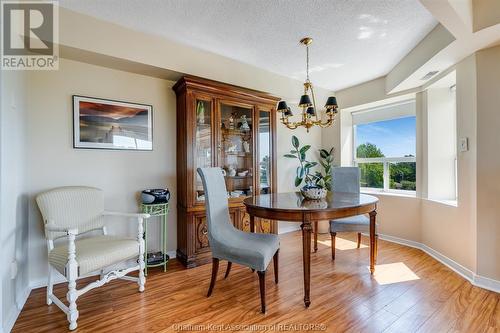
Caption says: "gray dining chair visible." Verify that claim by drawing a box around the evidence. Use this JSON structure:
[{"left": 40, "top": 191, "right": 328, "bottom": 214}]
[
  {"left": 330, "top": 167, "right": 377, "bottom": 260},
  {"left": 197, "top": 167, "right": 280, "bottom": 313}
]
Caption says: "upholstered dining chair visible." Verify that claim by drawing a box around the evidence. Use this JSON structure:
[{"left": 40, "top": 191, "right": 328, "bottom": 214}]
[
  {"left": 197, "top": 167, "right": 280, "bottom": 313},
  {"left": 36, "top": 186, "right": 149, "bottom": 330},
  {"left": 329, "top": 167, "right": 378, "bottom": 260}
]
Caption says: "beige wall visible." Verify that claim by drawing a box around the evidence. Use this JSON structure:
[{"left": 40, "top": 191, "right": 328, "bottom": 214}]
[
  {"left": 421, "top": 54, "right": 478, "bottom": 274},
  {"left": 473, "top": 0, "right": 500, "bottom": 32},
  {"left": 475, "top": 45, "right": 500, "bottom": 280},
  {"left": 27, "top": 59, "right": 177, "bottom": 285},
  {"left": 0, "top": 70, "right": 30, "bottom": 332},
  {"left": 373, "top": 195, "right": 421, "bottom": 243}
]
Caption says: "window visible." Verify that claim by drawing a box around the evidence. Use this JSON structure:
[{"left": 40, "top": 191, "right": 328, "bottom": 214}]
[
  {"left": 353, "top": 100, "right": 416, "bottom": 193},
  {"left": 426, "top": 71, "right": 457, "bottom": 202}
]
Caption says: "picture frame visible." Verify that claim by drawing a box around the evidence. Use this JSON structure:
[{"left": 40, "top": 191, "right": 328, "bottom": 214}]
[{"left": 73, "top": 95, "right": 153, "bottom": 151}]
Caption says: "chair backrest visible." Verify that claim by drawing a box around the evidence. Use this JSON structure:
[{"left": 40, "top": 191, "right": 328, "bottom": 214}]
[
  {"left": 36, "top": 186, "right": 105, "bottom": 240},
  {"left": 332, "top": 167, "right": 361, "bottom": 194},
  {"left": 197, "top": 167, "right": 235, "bottom": 244}
]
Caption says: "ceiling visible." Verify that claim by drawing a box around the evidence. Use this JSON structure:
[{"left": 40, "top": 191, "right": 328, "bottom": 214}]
[{"left": 59, "top": 0, "right": 437, "bottom": 91}]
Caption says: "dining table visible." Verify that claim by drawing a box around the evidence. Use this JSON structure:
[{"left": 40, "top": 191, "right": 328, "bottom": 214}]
[{"left": 243, "top": 191, "right": 379, "bottom": 308}]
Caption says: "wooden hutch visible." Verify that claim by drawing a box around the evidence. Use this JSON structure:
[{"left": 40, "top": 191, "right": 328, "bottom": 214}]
[{"left": 173, "top": 76, "right": 279, "bottom": 267}]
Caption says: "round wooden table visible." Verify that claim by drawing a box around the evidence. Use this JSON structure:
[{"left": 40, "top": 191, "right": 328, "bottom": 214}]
[{"left": 244, "top": 191, "right": 379, "bottom": 308}]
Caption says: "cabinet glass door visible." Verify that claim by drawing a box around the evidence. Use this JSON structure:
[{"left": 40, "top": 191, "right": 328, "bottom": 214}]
[
  {"left": 219, "top": 102, "right": 253, "bottom": 199},
  {"left": 195, "top": 98, "right": 212, "bottom": 202},
  {"left": 258, "top": 110, "right": 272, "bottom": 194}
]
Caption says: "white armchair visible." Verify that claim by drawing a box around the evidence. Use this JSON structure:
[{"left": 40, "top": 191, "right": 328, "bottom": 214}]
[{"left": 36, "top": 186, "right": 150, "bottom": 330}]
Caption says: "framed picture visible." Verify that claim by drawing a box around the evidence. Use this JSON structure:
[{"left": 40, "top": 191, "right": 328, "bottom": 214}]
[{"left": 73, "top": 95, "right": 153, "bottom": 150}]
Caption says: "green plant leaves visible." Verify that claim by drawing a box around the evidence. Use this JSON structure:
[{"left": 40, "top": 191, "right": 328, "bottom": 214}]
[
  {"left": 304, "top": 161, "right": 318, "bottom": 169},
  {"left": 295, "top": 176, "right": 303, "bottom": 187},
  {"left": 319, "top": 149, "right": 329, "bottom": 159},
  {"left": 300, "top": 145, "right": 311, "bottom": 154},
  {"left": 296, "top": 166, "right": 305, "bottom": 178},
  {"left": 285, "top": 137, "right": 335, "bottom": 190}
]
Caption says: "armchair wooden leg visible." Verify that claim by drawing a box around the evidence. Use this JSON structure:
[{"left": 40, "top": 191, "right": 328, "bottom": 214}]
[
  {"left": 375, "top": 234, "right": 379, "bottom": 264},
  {"left": 257, "top": 271, "right": 266, "bottom": 313},
  {"left": 46, "top": 264, "right": 53, "bottom": 305},
  {"left": 330, "top": 232, "right": 337, "bottom": 260},
  {"left": 137, "top": 217, "right": 146, "bottom": 292},
  {"left": 207, "top": 258, "right": 219, "bottom": 297},
  {"left": 66, "top": 233, "right": 79, "bottom": 330},
  {"left": 224, "top": 262, "right": 232, "bottom": 279},
  {"left": 357, "top": 232, "right": 362, "bottom": 248},
  {"left": 273, "top": 250, "right": 279, "bottom": 284}
]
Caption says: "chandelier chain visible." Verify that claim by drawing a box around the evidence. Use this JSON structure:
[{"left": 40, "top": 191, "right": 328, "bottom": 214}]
[{"left": 306, "top": 45, "right": 309, "bottom": 82}]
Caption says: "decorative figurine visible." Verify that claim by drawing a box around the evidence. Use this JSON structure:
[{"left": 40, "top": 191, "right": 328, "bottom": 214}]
[
  {"left": 227, "top": 165, "right": 237, "bottom": 177},
  {"left": 240, "top": 115, "right": 250, "bottom": 131},
  {"left": 228, "top": 113, "right": 235, "bottom": 130},
  {"left": 226, "top": 144, "right": 237, "bottom": 153},
  {"left": 242, "top": 140, "right": 250, "bottom": 153}
]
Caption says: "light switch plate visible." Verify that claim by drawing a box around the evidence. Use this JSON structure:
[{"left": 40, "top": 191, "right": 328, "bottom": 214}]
[{"left": 459, "top": 137, "right": 469, "bottom": 152}]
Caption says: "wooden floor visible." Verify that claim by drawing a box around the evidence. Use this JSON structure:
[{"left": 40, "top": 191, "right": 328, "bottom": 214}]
[{"left": 14, "top": 232, "right": 499, "bottom": 333}]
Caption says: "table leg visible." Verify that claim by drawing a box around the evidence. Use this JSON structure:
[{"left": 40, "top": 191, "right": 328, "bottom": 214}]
[
  {"left": 313, "top": 221, "right": 318, "bottom": 253},
  {"left": 250, "top": 215, "right": 255, "bottom": 233},
  {"left": 301, "top": 213, "right": 312, "bottom": 307},
  {"left": 369, "top": 211, "right": 377, "bottom": 274},
  {"left": 144, "top": 213, "right": 148, "bottom": 277},
  {"left": 163, "top": 207, "right": 168, "bottom": 272}
]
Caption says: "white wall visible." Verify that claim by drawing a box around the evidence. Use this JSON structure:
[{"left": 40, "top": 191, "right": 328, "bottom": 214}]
[
  {"left": 26, "top": 59, "right": 177, "bottom": 286},
  {"left": 0, "top": 70, "right": 30, "bottom": 333}
]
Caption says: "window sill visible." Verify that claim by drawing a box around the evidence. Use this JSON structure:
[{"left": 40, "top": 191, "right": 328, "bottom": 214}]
[
  {"left": 425, "top": 198, "right": 458, "bottom": 207},
  {"left": 361, "top": 188, "right": 416, "bottom": 198}
]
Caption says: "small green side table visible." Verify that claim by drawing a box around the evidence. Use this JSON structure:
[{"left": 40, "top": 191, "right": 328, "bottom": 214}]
[{"left": 141, "top": 203, "right": 169, "bottom": 276}]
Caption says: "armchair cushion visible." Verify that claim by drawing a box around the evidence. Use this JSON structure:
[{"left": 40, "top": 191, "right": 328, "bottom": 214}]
[{"left": 49, "top": 235, "right": 138, "bottom": 276}]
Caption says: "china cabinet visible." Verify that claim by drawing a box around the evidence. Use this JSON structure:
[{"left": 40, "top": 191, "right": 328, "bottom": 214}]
[{"left": 173, "top": 76, "right": 279, "bottom": 267}]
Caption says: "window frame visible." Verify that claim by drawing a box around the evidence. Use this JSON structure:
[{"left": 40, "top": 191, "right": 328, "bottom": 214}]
[{"left": 352, "top": 114, "right": 417, "bottom": 195}]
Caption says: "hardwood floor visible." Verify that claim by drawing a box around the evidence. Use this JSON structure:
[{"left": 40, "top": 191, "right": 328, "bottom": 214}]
[{"left": 13, "top": 232, "right": 499, "bottom": 332}]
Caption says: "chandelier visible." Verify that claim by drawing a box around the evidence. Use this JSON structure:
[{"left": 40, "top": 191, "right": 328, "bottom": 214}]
[{"left": 277, "top": 37, "right": 339, "bottom": 132}]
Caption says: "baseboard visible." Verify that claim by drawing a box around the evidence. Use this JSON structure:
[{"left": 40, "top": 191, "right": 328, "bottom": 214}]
[
  {"left": 30, "top": 250, "right": 177, "bottom": 290},
  {"left": 474, "top": 274, "right": 500, "bottom": 293},
  {"left": 4, "top": 286, "right": 31, "bottom": 333},
  {"left": 378, "top": 233, "right": 500, "bottom": 294}
]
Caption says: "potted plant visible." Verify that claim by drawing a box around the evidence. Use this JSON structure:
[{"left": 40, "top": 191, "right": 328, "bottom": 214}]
[{"left": 284, "top": 136, "right": 332, "bottom": 200}]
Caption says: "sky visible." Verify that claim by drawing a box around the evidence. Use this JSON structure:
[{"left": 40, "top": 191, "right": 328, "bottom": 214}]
[{"left": 356, "top": 116, "right": 416, "bottom": 157}]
